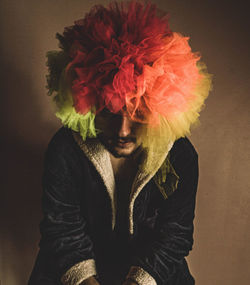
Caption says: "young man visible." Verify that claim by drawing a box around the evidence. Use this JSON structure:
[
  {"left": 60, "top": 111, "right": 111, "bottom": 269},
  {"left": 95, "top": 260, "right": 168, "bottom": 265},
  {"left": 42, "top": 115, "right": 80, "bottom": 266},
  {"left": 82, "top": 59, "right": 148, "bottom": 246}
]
[{"left": 29, "top": 1, "right": 211, "bottom": 285}]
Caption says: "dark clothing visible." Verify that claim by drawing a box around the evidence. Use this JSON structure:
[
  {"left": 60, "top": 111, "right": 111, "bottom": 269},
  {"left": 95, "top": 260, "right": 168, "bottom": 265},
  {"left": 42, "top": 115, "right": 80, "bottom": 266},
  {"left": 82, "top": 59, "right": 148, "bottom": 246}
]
[{"left": 29, "top": 127, "right": 198, "bottom": 285}]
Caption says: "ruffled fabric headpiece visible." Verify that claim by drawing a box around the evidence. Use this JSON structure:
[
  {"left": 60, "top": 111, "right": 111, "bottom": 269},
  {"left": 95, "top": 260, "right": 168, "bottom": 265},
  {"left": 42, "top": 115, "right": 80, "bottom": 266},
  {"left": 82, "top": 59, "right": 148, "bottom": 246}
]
[{"left": 47, "top": 0, "right": 212, "bottom": 170}]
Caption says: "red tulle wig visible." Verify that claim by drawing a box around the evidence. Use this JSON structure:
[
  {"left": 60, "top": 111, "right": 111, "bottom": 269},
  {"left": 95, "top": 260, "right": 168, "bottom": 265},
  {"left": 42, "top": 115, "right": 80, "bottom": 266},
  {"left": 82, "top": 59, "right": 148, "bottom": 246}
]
[
  {"left": 55, "top": 1, "right": 205, "bottom": 124},
  {"left": 47, "top": 0, "right": 211, "bottom": 150}
]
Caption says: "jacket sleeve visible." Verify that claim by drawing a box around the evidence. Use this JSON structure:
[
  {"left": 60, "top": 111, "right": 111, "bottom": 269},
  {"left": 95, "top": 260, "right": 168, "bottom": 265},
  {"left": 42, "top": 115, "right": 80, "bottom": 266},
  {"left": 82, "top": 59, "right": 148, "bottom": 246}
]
[
  {"left": 127, "top": 145, "right": 198, "bottom": 285},
  {"left": 39, "top": 134, "right": 97, "bottom": 285}
]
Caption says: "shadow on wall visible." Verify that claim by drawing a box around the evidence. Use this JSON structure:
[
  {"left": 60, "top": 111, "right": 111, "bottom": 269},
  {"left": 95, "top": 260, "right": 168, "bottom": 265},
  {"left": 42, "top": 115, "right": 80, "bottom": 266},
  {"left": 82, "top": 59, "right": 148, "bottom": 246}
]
[
  {"left": 2, "top": 140, "right": 45, "bottom": 284},
  {"left": 1, "top": 54, "right": 58, "bottom": 284}
]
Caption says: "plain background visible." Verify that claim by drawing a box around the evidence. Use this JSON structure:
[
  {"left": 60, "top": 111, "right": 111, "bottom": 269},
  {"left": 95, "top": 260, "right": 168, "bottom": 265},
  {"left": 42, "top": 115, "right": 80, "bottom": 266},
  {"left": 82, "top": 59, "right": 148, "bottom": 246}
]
[{"left": 1, "top": 0, "right": 249, "bottom": 284}]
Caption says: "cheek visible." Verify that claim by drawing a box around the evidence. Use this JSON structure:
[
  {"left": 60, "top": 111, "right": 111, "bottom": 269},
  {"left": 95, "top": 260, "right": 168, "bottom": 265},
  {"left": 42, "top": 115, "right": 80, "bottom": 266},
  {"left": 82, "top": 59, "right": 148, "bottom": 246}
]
[{"left": 133, "top": 123, "right": 144, "bottom": 137}]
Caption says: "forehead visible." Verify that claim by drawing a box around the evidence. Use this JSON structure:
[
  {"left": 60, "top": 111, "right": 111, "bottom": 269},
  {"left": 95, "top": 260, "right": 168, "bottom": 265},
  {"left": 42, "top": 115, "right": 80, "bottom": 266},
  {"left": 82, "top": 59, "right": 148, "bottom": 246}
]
[
  {"left": 97, "top": 108, "right": 128, "bottom": 117},
  {"left": 95, "top": 108, "right": 146, "bottom": 134},
  {"left": 96, "top": 107, "right": 148, "bottom": 123}
]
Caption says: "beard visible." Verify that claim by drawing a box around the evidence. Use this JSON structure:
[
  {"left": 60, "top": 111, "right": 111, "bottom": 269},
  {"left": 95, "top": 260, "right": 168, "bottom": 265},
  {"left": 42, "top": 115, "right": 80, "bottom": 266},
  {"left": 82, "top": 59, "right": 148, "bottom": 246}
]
[{"left": 98, "top": 134, "right": 141, "bottom": 158}]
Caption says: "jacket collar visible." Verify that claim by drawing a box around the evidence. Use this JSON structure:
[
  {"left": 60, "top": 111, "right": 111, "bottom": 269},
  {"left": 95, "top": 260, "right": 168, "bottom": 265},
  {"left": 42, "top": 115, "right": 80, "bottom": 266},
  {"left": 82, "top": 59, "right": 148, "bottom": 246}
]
[{"left": 72, "top": 131, "right": 173, "bottom": 234}]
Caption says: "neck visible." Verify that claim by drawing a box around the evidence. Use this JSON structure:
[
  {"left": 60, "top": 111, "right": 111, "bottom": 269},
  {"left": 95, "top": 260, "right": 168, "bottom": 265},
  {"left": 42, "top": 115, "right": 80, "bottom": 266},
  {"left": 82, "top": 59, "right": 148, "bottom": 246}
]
[{"left": 109, "top": 153, "right": 138, "bottom": 183}]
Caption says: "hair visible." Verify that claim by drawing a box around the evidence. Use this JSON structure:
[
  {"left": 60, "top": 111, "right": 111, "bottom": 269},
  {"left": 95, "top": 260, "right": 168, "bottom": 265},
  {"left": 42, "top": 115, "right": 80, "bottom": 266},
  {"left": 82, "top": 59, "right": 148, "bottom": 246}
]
[{"left": 47, "top": 0, "right": 212, "bottom": 172}]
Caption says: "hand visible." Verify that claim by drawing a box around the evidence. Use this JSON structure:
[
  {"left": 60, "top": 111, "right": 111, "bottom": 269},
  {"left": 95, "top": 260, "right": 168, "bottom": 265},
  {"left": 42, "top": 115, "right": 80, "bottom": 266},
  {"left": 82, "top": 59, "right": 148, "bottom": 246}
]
[{"left": 80, "top": 276, "right": 100, "bottom": 285}]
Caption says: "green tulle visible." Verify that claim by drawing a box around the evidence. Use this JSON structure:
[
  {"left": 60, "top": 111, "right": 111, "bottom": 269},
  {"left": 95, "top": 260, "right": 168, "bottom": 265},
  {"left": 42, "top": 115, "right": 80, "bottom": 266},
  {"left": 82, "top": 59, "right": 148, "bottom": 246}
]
[
  {"left": 54, "top": 84, "right": 97, "bottom": 140},
  {"left": 56, "top": 105, "right": 97, "bottom": 140},
  {"left": 46, "top": 53, "right": 97, "bottom": 141}
]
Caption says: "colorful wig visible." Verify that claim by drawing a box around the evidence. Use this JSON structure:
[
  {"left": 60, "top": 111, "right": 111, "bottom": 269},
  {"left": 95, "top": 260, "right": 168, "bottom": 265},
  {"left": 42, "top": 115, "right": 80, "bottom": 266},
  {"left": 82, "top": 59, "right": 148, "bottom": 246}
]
[{"left": 47, "top": 1, "right": 212, "bottom": 170}]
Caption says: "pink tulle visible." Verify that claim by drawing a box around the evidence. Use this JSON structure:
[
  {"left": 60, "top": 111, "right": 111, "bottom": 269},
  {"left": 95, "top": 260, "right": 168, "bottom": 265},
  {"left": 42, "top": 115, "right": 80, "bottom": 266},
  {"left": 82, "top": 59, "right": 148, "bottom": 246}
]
[{"left": 126, "top": 33, "right": 202, "bottom": 124}]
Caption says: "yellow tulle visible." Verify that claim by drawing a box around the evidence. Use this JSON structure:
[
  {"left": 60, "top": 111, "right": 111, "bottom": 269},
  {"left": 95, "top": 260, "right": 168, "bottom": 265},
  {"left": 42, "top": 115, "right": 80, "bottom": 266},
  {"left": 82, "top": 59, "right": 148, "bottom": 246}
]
[{"left": 140, "top": 62, "right": 212, "bottom": 173}]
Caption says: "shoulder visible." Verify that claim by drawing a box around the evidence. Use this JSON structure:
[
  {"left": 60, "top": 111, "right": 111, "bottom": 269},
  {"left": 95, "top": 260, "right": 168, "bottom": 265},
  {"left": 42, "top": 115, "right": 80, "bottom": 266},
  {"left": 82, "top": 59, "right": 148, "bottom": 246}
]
[
  {"left": 42, "top": 128, "right": 86, "bottom": 203},
  {"left": 45, "top": 127, "right": 85, "bottom": 158},
  {"left": 47, "top": 127, "right": 76, "bottom": 152},
  {"left": 44, "top": 127, "right": 86, "bottom": 170},
  {"left": 169, "top": 137, "right": 198, "bottom": 166},
  {"left": 168, "top": 137, "right": 198, "bottom": 181}
]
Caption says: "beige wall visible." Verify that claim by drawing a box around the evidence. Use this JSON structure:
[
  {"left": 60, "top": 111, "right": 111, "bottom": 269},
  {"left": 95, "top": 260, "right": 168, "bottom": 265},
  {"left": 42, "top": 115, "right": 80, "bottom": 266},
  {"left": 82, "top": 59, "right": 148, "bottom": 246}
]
[{"left": 1, "top": 0, "right": 249, "bottom": 284}]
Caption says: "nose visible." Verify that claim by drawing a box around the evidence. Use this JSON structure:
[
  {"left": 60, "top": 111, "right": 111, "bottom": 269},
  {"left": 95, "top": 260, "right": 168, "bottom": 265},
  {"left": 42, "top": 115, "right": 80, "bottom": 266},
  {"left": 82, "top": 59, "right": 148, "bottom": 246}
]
[{"left": 118, "top": 114, "right": 132, "bottom": 137}]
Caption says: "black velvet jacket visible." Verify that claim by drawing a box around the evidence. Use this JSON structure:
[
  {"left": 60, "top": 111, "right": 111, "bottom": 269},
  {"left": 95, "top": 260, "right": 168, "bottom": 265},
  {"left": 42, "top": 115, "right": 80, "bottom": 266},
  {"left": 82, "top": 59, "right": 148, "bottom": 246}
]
[{"left": 29, "top": 127, "right": 198, "bottom": 285}]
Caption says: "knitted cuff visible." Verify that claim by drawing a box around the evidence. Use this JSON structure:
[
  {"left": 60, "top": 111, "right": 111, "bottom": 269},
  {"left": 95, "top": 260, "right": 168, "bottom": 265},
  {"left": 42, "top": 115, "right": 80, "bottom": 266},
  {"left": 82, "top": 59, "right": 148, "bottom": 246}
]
[
  {"left": 126, "top": 266, "right": 157, "bottom": 285},
  {"left": 61, "top": 259, "right": 97, "bottom": 285}
]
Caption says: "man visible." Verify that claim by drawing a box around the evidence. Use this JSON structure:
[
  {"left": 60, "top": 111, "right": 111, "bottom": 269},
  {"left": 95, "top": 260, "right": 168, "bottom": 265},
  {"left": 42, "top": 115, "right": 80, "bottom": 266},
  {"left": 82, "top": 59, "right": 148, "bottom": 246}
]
[{"left": 29, "top": 1, "right": 211, "bottom": 285}]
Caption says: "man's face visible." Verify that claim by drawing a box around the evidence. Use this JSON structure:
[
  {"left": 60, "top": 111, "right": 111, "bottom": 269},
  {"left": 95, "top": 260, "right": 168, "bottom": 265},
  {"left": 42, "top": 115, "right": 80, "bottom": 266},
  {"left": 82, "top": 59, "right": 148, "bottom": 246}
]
[{"left": 95, "top": 109, "right": 144, "bottom": 158}]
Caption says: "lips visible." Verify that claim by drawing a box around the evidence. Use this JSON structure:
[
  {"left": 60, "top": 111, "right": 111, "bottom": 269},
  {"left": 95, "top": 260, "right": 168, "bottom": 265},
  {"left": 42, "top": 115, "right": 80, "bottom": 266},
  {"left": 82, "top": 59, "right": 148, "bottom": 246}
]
[
  {"left": 116, "top": 139, "right": 133, "bottom": 148},
  {"left": 112, "top": 137, "right": 135, "bottom": 148}
]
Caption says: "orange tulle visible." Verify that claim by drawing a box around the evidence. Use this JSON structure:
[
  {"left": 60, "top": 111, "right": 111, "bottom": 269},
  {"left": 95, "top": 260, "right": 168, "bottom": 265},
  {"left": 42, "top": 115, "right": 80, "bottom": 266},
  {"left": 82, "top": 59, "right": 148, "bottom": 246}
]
[{"left": 125, "top": 33, "right": 202, "bottom": 125}]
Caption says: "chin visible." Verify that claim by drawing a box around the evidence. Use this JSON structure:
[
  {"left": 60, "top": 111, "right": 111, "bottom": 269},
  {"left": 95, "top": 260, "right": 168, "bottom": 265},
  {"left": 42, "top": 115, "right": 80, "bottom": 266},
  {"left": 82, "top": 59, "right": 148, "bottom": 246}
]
[{"left": 111, "top": 146, "right": 136, "bottom": 158}]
